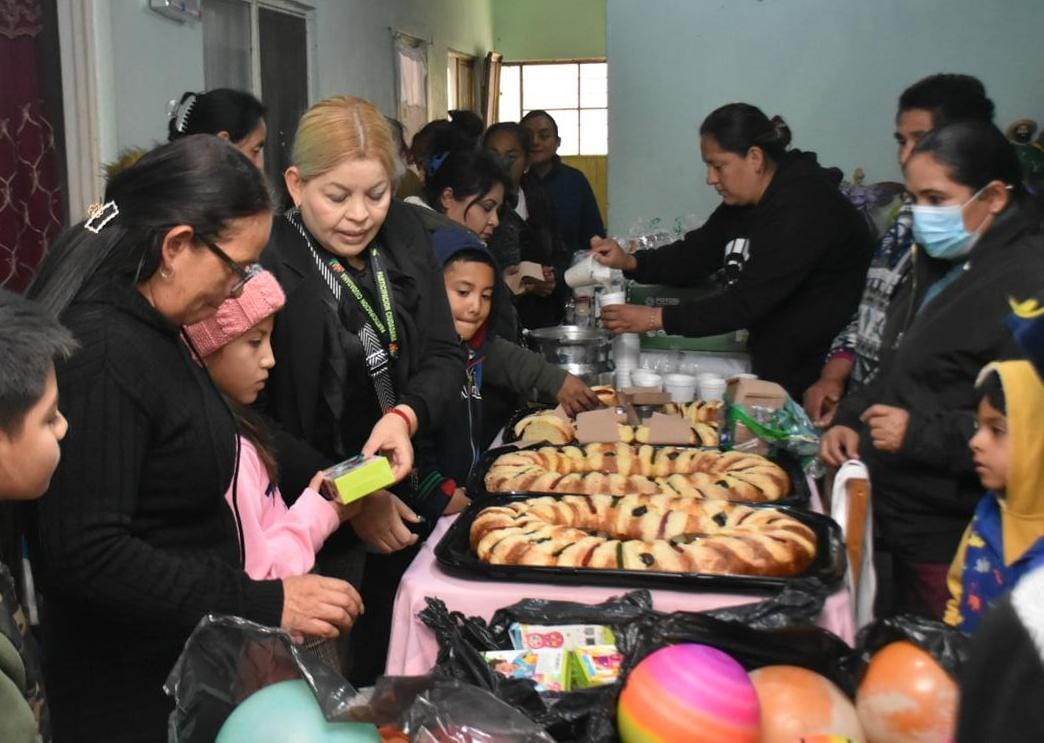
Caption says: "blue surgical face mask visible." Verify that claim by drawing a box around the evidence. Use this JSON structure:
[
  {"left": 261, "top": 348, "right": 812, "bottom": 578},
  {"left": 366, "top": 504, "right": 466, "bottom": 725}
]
[{"left": 911, "top": 187, "right": 988, "bottom": 260}]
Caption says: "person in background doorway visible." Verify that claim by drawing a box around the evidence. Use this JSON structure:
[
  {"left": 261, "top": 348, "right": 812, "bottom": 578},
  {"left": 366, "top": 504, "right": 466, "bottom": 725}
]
[
  {"left": 521, "top": 110, "right": 605, "bottom": 255},
  {"left": 484, "top": 122, "right": 572, "bottom": 330},
  {"left": 168, "top": 88, "right": 268, "bottom": 169},
  {"left": 387, "top": 117, "right": 423, "bottom": 200}
]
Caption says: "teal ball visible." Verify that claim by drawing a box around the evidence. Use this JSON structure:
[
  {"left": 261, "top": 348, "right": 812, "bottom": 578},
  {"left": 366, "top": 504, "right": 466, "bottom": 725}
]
[{"left": 216, "top": 679, "right": 379, "bottom": 743}]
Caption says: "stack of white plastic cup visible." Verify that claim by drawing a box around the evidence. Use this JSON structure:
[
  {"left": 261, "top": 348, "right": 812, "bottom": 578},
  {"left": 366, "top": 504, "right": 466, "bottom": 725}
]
[{"left": 613, "top": 332, "right": 640, "bottom": 390}]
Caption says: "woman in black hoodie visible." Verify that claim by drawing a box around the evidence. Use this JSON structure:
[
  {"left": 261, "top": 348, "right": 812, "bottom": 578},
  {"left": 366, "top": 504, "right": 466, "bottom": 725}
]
[
  {"left": 593, "top": 103, "right": 873, "bottom": 399},
  {"left": 821, "top": 121, "right": 1044, "bottom": 618}
]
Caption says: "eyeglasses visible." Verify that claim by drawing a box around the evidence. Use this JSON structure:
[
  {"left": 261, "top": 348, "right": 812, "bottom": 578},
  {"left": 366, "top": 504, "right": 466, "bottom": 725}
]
[{"left": 198, "top": 236, "right": 261, "bottom": 297}]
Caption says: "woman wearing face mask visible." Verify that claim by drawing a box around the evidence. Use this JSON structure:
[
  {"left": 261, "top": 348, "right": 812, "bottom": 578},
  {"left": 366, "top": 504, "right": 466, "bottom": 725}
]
[
  {"left": 592, "top": 103, "right": 874, "bottom": 399},
  {"left": 821, "top": 120, "right": 1044, "bottom": 619}
]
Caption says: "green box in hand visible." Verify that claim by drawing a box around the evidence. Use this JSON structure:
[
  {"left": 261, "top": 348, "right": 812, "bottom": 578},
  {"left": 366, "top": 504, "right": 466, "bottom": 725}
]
[{"left": 318, "top": 454, "right": 395, "bottom": 505}]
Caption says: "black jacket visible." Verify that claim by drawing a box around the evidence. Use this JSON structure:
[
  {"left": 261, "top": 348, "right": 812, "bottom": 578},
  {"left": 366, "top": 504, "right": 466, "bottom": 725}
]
[
  {"left": 627, "top": 150, "right": 873, "bottom": 398},
  {"left": 834, "top": 202, "right": 1044, "bottom": 563},
  {"left": 488, "top": 178, "right": 573, "bottom": 330},
  {"left": 29, "top": 280, "right": 283, "bottom": 742},
  {"left": 413, "top": 233, "right": 567, "bottom": 525},
  {"left": 260, "top": 200, "right": 466, "bottom": 496}
]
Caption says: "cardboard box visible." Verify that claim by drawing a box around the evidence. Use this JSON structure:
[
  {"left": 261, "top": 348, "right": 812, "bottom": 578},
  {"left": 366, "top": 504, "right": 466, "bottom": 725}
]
[
  {"left": 570, "top": 645, "right": 624, "bottom": 688},
  {"left": 504, "top": 261, "right": 546, "bottom": 295},
  {"left": 509, "top": 623, "right": 616, "bottom": 650},
  {"left": 575, "top": 408, "right": 624, "bottom": 444},
  {"left": 319, "top": 455, "right": 394, "bottom": 505},
  {"left": 482, "top": 649, "right": 570, "bottom": 692},
  {"left": 726, "top": 378, "right": 787, "bottom": 453},
  {"left": 619, "top": 387, "right": 673, "bottom": 407}
]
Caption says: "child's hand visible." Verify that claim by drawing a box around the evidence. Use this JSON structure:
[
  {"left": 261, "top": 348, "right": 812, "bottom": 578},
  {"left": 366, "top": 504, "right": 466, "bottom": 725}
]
[
  {"left": 349, "top": 489, "right": 420, "bottom": 553},
  {"left": 557, "top": 374, "right": 601, "bottom": 416},
  {"left": 308, "top": 472, "right": 377, "bottom": 522},
  {"left": 443, "top": 487, "right": 471, "bottom": 515}
]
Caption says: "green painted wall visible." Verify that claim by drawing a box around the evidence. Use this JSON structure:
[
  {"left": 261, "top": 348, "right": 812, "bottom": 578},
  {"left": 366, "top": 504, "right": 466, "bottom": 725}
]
[{"left": 493, "top": 0, "right": 606, "bottom": 60}]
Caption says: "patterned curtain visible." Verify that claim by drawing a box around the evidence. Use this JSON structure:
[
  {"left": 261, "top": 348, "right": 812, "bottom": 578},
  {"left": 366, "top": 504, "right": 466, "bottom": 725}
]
[{"left": 0, "top": 0, "right": 62, "bottom": 292}]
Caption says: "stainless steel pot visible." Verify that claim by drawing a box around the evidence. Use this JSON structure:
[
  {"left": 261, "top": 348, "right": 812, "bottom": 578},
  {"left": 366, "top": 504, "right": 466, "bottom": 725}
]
[{"left": 524, "top": 326, "right": 615, "bottom": 385}]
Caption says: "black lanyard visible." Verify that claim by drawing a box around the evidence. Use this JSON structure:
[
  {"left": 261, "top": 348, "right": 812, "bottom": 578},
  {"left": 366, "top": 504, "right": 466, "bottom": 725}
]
[{"left": 326, "top": 248, "right": 400, "bottom": 358}]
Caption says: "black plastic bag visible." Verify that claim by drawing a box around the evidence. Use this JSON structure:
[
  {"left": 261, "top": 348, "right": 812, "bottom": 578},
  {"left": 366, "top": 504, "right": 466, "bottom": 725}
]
[
  {"left": 419, "top": 592, "right": 650, "bottom": 741},
  {"left": 421, "top": 586, "right": 840, "bottom": 742},
  {"left": 844, "top": 612, "right": 972, "bottom": 681},
  {"left": 164, "top": 614, "right": 359, "bottom": 743}
]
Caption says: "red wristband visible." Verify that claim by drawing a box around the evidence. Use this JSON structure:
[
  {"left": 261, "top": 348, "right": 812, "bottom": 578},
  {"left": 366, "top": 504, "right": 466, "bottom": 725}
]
[
  {"left": 389, "top": 406, "right": 413, "bottom": 433},
  {"left": 439, "top": 479, "right": 458, "bottom": 497}
]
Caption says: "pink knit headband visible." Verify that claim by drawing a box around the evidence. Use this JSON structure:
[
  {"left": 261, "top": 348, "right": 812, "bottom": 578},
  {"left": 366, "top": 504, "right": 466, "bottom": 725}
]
[{"left": 184, "top": 269, "right": 286, "bottom": 357}]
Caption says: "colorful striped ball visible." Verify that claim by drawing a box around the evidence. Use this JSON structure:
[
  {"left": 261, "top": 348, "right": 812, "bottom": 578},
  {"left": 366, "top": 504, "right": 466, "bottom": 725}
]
[{"left": 617, "top": 643, "right": 760, "bottom": 743}]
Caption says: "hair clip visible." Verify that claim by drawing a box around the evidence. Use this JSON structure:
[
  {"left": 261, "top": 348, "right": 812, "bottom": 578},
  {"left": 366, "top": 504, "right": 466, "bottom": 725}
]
[
  {"left": 429, "top": 150, "right": 450, "bottom": 174},
  {"left": 84, "top": 201, "right": 120, "bottom": 233},
  {"left": 173, "top": 93, "right": 197, "bottom": 134}
]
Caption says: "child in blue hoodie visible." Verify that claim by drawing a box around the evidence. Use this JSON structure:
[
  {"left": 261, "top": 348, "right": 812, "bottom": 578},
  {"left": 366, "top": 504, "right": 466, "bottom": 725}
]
[{"left": 414, "top": 228, "right": 593, "bottom": 512}]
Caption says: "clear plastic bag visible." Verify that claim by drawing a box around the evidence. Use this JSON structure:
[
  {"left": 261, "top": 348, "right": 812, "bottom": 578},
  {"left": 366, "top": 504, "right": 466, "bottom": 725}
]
[
  {"left": 407, "top": 680, "right": 555, "bottom": 743},
  {"left": 164, "top": 614, "right": 359, "bottom": 743},
  {"left": 727, "top": 397, "right": 825, "bottom": 476}
]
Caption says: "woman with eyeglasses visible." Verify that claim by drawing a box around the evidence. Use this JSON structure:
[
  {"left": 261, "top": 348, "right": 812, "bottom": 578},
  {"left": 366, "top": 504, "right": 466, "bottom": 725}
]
[{"left": 26, "top": 136, "right": 361, "bottom": 742}]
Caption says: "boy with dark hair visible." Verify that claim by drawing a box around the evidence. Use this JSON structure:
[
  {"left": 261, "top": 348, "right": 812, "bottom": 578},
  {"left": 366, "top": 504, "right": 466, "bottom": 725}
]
[
  {"left": 805, "top": 73, "right": 995, "bottom": 424},
  {"left": 0, "top": 288, "right": 76, "bottom": 742}
]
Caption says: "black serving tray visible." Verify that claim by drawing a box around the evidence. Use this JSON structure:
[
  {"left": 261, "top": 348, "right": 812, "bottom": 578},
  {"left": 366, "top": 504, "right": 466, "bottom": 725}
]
[
  {"left": 435, "top": 493, "right": 845, "bottom": 594},
  {"left": 467, "top": 442, "right": 812, "bottom": 509}
]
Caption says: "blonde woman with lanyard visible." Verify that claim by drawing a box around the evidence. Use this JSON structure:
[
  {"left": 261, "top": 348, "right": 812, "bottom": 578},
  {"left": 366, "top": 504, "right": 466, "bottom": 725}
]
[{"left": 260, "top": 96, "right": 465, "bottom": 680}]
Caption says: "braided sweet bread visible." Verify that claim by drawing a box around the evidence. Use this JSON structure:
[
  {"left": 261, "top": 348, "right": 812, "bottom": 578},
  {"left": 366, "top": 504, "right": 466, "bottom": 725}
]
[
  {"left": 485, "top": 443, "right": 790, "bottom": 502},
  {"left": 470, "top": 494, "right": 816, "bottom": 577},
  {"left": 663, "top": 400, "right": 724, "bottom": 425}
]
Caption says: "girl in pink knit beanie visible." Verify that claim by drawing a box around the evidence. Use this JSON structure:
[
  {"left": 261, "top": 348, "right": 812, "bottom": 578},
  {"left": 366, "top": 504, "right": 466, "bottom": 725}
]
[{"left": 185, "top": 270, "right": 365, "bottom": 586}]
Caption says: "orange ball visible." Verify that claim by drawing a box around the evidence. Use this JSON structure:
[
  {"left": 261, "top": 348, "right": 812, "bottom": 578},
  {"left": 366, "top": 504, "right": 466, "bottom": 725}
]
[
  {"left": 749, "top": 665, "right": 864, "bottom": 743},
  {"left": 856, "top": 641, "right": 958, "bottom": 743}
]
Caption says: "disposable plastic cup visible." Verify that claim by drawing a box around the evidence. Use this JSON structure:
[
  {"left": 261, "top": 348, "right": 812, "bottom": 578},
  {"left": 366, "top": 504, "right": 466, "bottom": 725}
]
[{"left": 664, "top": 373, "right": 697, "bottom": 403}]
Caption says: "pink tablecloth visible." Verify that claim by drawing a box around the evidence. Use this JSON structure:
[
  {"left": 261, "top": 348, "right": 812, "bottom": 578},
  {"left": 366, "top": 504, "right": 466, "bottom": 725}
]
[{"left": 385, "top": 494, "right": 855, "bottom": 676}]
